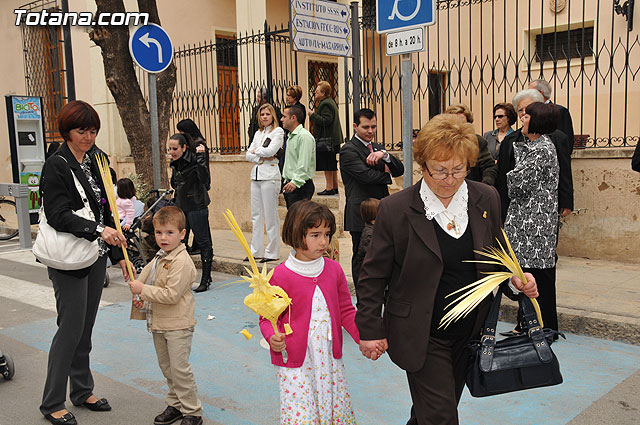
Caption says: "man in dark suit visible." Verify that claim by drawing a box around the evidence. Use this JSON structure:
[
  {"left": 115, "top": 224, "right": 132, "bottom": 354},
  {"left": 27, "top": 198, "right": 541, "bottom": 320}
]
[
  {"left": 530, "top": 79, "right": 575, "bottom": 154},
  {"left": 496, "top": 89, "right": 574, "bottom": 222},
  {"left": 340, "top": 108, "right": 404, "bottom": 286}
]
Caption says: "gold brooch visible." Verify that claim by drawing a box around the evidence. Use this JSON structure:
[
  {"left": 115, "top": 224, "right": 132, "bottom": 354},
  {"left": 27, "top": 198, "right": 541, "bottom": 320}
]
[{"left": 483, "top": 211, "right": 487, "bottom": 219}]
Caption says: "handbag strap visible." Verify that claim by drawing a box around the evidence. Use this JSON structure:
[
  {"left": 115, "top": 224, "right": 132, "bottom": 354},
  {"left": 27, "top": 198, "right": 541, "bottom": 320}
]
[
  {"left": 478, "top": 285, "right": 553, "bottom": 372},
  {"left": 48, "top": 156, "right": 95, "bottom": 221}
]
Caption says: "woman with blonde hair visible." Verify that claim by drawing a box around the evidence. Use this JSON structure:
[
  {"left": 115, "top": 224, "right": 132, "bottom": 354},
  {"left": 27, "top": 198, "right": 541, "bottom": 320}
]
[
  {"left": 246, "top": 103, "right": 285, "bottom": 262},
  {"left": 309, "top": 81, "right": 343, "bottom": 195}
]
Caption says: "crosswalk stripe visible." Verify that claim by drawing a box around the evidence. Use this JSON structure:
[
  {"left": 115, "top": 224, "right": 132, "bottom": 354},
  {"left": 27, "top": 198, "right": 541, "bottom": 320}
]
[{"left": 0, "top": 275, "right": 113, "bottom": 312}]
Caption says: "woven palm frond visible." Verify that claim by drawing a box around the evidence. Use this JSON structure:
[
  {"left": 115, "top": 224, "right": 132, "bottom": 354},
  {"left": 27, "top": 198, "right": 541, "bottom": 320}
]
[
  {"left": 222, "top": 210, "right": 292, "bottom": 335},
  {"left": 95, "top": 155, "right": 134, "bottom": 280},
  {"left": 438, "top": 229, "right": 544, "bottom": 329}
]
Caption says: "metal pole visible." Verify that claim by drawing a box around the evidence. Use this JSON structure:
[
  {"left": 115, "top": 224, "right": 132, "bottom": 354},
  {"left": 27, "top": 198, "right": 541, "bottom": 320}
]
[
  {"left": 60, "top": 0, "right": 76, "bottom": 101},
  {"left": 148, "top": 74, "right": 161, "bottom": 190},
  {"left": 343, "top": 56, "right": 350, "bottom": 140},
  {"left": 350, "top": 1, "right": 361, "bottom": 113},
  {"left": 0, "top": 183, "right": 31, "bottom": 249},
  {"left": 401, "top": 53, "right": 413, "bottom": 188}
]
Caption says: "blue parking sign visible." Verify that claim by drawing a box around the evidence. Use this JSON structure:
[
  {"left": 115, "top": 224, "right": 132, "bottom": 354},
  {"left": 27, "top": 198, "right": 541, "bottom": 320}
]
[
  {"left": 376, "top": 0, "right": 436, "bottom": 33},
  {"left": 129, "top": 24, "right": 173, "bottom": 73}
]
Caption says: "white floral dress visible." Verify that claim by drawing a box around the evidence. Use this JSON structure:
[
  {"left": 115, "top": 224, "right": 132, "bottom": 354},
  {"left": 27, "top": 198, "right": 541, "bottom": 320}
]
[{"left": 276, "top": 255, "right": 356, "bottom": 425}]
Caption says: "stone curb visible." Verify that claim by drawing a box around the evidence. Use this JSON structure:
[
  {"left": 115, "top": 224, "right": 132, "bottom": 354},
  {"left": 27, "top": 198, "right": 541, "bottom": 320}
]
[
  {"left": 500, "top": 301, "right": 640, "bottom": 346},
  {"left": 200, "top": 255, "right": 640, "bottom": 346}
]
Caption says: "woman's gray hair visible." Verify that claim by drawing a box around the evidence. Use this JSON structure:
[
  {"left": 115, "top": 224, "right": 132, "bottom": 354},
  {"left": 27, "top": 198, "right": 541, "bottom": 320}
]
[{"left": 512, "top": 89, "right": 544, "bottom": 109}]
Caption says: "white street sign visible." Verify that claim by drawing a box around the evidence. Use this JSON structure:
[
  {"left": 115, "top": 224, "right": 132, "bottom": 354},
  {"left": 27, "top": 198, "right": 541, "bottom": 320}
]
[
  {"left": 386, "top": 27, "right": 425, "bottom": 56},
  {"left": 290, "top": 0, "right": 351, "bottom": 57}
]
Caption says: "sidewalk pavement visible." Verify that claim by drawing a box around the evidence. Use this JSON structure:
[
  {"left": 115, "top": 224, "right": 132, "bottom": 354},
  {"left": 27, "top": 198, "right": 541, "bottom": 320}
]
[{"left": 202, "top": 227, "right": 640, "bottom": 345}]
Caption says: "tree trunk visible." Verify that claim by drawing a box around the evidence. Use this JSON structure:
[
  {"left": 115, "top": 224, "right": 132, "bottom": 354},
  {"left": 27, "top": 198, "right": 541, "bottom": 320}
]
[{"left": 89, "top": 0, "right": 176, "bottom": 189}]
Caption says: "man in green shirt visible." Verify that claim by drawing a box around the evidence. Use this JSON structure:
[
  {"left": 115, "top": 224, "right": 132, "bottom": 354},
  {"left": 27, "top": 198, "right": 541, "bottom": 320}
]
[{"left": 281, "top": 104, "right": 316, "bottom": 208}]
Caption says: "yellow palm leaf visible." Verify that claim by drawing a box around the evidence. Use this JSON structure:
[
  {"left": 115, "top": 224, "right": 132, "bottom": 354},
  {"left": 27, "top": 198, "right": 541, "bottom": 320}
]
[
  {"left": 95, "top": 154, "right": 134, "bottom": 280},
  {"left": 222, "top": 209, "right": 292, "bottom": 335},
  {"left": 438, "top": 229, "right": 543, "bottom": 329}
]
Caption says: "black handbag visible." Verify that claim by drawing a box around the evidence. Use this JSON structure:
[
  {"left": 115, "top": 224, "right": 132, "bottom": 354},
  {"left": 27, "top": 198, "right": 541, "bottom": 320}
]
[
  {"left": 315, "top": 136, "right": 334, "bottom": 152},
  {"left": 466, "top": 287, "right": 564, "bottom": 397}
]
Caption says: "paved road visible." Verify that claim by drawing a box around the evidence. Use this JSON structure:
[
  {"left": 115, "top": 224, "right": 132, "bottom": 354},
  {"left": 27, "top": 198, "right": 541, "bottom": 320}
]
[{"left": 0, "top": 242, "right": 639, "bottom": 424}]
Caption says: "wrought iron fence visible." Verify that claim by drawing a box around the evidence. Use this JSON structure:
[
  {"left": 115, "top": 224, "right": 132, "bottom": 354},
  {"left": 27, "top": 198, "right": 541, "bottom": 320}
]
[
  {"left": 350, "top": 0, "right": 639, "bottom": 149},
  {"left": 166, "top": 23, "right": 298, "bottom": 154},
  {"left": 19, "top": 0, "right": 68, "bottom": 143}
]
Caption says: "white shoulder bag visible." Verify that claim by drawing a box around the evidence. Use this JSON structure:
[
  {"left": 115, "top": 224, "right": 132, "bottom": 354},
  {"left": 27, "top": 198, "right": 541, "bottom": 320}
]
[{"left": 33, "top": 162, "right": 100, "bottom": 270}]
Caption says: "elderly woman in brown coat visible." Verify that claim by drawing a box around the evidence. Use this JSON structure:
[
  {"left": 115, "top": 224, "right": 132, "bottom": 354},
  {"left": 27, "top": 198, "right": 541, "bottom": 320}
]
[{"left": 356, "top": 114, "right": 539, "bottom": 425}]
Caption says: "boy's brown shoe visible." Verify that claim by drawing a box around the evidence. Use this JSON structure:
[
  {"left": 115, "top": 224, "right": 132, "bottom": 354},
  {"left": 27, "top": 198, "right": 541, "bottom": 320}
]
[
  {"left": 181, "top": 416, "right": 203, "bottom": 425},
  {"left": 154, "top": 406, "right": 183, "bottom": 425}
]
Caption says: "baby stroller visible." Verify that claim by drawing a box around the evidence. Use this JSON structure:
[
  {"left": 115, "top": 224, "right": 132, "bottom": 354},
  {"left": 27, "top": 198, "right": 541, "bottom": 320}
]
[
  {"left": 0, "top": 348, "right": 15, "bottom": 380},
  {"left": 125, "top": 189, "right": 174, "bottom": 272},
  {"left": 103, "top": 188, "right": 174, "bottom": 287}
]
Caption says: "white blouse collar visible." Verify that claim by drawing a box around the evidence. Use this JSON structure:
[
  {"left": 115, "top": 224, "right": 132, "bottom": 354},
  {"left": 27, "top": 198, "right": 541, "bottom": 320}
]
[
  {"left": 284, "top": 250, "right": 325, "bottom": 277},
  {"left": 419, "top": 179, "right": 469, "bottom": 238}
]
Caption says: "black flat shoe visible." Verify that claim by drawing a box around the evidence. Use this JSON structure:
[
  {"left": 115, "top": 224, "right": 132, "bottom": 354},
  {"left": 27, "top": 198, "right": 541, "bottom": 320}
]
[
  {"left": 81, "top": 397, "right": 111, "bottom": 411},
  {"left": 243, "top": 256, "right": 262, "bottom": 262},
  {"left": 260, "top": 258, "right": 278, "bottom": 263},
  {"left": 499, "top": 329, "right": 524, "bottom": 337},
  {"left": 44, "top": 412, "right": 77, "bottom": 425},
  {"left": 317, "top": 189, "right": 334, "bottom": 196}
]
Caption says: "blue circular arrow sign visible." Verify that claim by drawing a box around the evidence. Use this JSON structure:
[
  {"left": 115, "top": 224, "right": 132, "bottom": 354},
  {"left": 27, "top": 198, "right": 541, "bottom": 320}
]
[{"left": 129, "top": 23, "right": 173, "bottom": 73}]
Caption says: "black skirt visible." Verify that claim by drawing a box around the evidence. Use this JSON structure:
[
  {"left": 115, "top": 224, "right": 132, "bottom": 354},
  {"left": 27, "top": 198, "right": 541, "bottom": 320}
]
[{"left": 316, "top": 150, "right": 338, "bottom": 171}]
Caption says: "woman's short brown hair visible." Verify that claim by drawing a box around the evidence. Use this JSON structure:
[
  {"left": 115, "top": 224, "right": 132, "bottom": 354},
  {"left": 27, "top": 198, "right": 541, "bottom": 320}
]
[
  {"left": 493, "top": 102, "right": 518, "bottom": 126},
  {"left": 444, "top": 104, "right": 474, "bottom": 123},
  {"left": 360, "top": 198, "right": 380, "bottom": 224},
  {"left": 257, "top": 103, "right": 280, "bottom": 131},
  {"left": 414, "top": 114, "right": 479, "bottom": 169},
  {"left": 286, "top": 85, "right": 303, "bottom": 102},
  {"left": 57, "top": 100, "right": 101, "bottom": 141},
  {"left": 282, "top": 200, "right": 336, "bottom": 250},
  {"left": 153, "top": 206, "right": 186, "bottom": 231}
]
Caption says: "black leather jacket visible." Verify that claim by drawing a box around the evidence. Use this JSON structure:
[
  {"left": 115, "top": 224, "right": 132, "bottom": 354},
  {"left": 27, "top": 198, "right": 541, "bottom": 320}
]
[{"left": 170, "top": 149, "right": 211, "bottom": 212}]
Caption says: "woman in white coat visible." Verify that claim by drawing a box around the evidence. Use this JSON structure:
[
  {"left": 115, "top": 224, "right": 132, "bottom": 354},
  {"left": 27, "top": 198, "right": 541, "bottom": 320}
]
[{"left": 246, "top": 103, "right": 285, "bottom": 262}]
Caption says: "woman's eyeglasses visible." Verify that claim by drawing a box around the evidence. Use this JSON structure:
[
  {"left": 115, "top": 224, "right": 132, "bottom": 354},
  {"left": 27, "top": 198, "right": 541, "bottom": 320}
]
[
  {"left": 494, "top": 114, "right": 506, "bottom": 119},
  {"left": 425, "top": 165, "right": 468, "bottom": 181}
]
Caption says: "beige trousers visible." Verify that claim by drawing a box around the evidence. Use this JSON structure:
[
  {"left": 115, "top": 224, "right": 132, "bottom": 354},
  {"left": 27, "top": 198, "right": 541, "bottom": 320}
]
[{"left": 152, "top": 329, "right": 203, "bottom": 416}]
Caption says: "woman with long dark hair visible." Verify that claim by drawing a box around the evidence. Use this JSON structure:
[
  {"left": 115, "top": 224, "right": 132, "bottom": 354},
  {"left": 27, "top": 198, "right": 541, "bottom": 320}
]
[
  {"left": 176, "top": 119, "right": 210, "bottom": 255},
  {"left": 167, "top": 132, "right": 213, "bottom": 293}
]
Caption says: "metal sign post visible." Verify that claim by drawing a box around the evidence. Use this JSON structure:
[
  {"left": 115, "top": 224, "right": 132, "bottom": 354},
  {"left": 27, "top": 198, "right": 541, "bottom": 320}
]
[
  {"left": 377, "top": 0, "right": 436, "bottom": 188},
  {"left": 401, "top": 53, "right": 413, "bottom": 188},
  {"left": 129, "top": 24, "right": 173, "bottom": 190}
]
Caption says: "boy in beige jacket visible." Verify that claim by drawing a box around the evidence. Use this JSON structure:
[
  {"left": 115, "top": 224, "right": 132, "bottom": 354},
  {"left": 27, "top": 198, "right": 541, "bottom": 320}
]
[{"left": 129, "top": 206, "right": 203, "bottom": 425}]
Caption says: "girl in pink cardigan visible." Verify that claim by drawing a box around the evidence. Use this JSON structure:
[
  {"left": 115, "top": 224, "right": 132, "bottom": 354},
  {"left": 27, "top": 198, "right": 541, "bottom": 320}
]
[{"left": 260, "top": 201, "right": 379, "bottom": 424}]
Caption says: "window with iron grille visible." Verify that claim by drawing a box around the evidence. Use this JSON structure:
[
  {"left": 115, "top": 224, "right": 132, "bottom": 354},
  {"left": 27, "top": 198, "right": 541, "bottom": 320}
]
[
  {"left": 18, "top": 0, "right": 68, "bottom": 143},
  {"left": 535, "top": 27, "right": 594, "bottom": 63}
]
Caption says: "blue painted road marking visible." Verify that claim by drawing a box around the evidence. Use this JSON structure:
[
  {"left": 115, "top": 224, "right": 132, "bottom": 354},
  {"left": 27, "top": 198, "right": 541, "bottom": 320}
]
[{"left": 3, "top": 278, "right": 640, "bottom": 424}]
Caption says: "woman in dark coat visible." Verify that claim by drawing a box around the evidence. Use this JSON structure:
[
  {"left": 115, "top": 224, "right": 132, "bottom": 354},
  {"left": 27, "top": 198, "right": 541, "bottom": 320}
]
[
  {"left": 355, "top": 114, "right": 539, "bottom": 425},
  {"left": 176, "top": 118, "right": 210, "bottom": 255},
  {"left": 39, "top": 101, "right": 130, "bottom": 425},
  {"left": 308, "top": 80, "right": 343, "bottom": 195},
  {"left": 167, "top": 133, "right": 213, "bottom": 293}
]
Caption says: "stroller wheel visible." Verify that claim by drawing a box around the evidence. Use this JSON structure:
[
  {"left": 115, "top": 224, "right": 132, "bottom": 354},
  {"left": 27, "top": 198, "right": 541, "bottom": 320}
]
[
  {"left": 103, "top": 273, "right": 110, "bottom": 288},
  {"left": 2, "top": 353, "right": 14, "bottom": 380}
]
